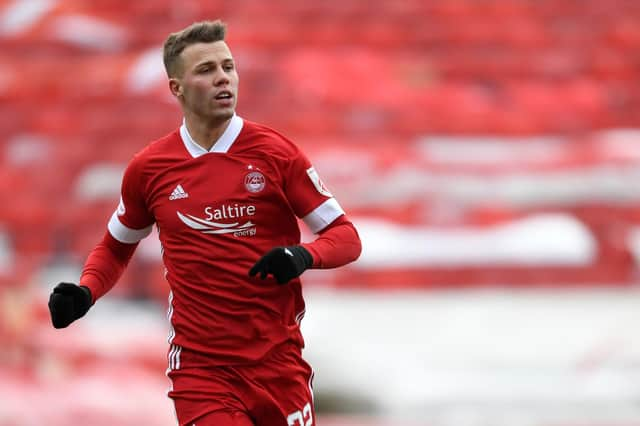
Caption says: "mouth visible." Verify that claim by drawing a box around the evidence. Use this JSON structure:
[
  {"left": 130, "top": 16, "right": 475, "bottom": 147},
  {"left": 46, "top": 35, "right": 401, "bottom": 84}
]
[{"left": 214, "top": 90, "right": 233, "bottom": 101}]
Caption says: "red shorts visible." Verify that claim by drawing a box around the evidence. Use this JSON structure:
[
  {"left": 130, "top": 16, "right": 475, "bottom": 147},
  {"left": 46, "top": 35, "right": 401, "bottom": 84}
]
[{"left": 167, "top": 342, "right": 315, "bottom": 426}]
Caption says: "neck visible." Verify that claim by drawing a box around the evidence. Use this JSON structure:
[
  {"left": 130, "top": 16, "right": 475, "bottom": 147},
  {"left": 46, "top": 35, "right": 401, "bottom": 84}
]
[{"left": 183, "top": 114, "right": 233, "bottom": 151}]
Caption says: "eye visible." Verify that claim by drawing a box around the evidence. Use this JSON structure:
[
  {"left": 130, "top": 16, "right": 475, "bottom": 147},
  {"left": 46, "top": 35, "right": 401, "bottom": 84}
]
[{"left": 223, "top": 63, "right": 235, "bottom": 71}]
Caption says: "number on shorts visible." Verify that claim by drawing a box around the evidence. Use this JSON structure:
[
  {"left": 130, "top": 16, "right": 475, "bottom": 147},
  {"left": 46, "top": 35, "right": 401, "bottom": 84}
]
[{"left": 287, "top": 402, "right": 312, "bottom": 426}]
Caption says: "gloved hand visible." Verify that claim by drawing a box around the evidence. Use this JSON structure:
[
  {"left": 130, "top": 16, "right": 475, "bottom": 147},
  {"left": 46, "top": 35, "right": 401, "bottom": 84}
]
[
  {"left": 249, "top": 246, "right": 313, "bottom": 284},
  {"left": 48, "top": 282, "right": 92, "bottom": 328}
]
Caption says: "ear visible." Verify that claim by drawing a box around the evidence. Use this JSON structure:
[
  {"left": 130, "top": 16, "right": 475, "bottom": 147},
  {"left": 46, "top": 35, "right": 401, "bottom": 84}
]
[{"left": 169, "top": 78, "right": 183, "bottom": 99}]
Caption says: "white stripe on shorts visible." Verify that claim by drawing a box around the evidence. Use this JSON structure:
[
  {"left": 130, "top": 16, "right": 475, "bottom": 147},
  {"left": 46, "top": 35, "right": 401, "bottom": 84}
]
[{"left": 168, "top": 344, "right": 182, "bottom": 371}]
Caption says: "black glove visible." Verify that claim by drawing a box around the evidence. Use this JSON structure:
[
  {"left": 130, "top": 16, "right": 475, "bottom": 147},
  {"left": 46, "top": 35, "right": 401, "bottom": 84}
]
[
  {"left": 249, "top": 246, "right": 313, "bottom": 284},
  {"left": 48, "top": 282, "right": 92, "bottom": 329}
]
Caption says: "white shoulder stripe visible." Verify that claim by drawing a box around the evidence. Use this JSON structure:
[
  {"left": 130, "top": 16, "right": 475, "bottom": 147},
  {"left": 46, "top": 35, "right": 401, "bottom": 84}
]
[
  {"left": 108, "top": 211, "right": 153, "bottom": 243},
  {"left": 302, "top": 198, "right": 345, "bottom": 234}
]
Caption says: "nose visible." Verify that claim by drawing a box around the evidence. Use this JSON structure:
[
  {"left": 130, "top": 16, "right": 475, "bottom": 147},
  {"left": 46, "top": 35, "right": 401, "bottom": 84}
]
[{"left": 213, "top": 68, "right": 230, "bottom": 86}]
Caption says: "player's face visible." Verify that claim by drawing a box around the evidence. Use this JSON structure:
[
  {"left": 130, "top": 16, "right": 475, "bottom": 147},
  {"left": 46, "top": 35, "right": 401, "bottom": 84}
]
[{"left": 173, "top": 41, "right": 239, "bottom": 123}]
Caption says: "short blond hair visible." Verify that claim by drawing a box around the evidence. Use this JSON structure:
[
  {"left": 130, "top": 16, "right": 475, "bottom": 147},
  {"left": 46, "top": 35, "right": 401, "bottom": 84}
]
[{"left": 163, "top": 20, "right": 227, "bottom": 78}]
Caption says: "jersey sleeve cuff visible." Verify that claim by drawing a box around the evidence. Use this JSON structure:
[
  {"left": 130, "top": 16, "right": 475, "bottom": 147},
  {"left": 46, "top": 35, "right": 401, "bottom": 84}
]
[
  {"left": 301, "top": 198, "right": 345, "bottom": 234},
  {"left": 107, "top": 212, "right": 153, "bottom": 243}
]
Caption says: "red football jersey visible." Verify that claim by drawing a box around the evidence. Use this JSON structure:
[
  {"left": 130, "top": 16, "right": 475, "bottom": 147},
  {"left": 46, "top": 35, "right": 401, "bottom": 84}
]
[{"left": 107, "top": 115, "right": 344, "bottom": 366}]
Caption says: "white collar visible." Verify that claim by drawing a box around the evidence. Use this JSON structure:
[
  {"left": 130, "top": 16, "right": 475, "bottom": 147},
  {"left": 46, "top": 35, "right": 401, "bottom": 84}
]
[{"left": 179, "top": 115, "right": 244, "bottom": 158}]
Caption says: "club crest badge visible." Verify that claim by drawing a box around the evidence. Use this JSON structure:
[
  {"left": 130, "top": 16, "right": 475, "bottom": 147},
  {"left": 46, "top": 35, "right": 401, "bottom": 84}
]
[{"left": 244, "top": 171, "right": 265, "bottom": 193}]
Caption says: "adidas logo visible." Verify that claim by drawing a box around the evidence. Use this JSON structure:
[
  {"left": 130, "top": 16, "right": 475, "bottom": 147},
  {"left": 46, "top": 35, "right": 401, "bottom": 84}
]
[{"left": 169, "top": 184, "right": 189, "bottom": 201}]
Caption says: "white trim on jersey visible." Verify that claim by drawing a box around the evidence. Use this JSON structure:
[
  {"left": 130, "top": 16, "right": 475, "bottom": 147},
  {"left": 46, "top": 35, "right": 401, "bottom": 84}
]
[
  {"left": 308, "top": 368, "right": 315, "bottom": 404},
  {"left": 179, "top": 114, "right": 244, "bottom": 157},
  {"left": 107, "top": 211, "right": 153, "bottom": 243},
  {"left": 166, "top": 291, "right": 182, "bottom": 371},
  {"left": 302, "top": 198, "right": 345, "bottom": 234},
  {"left": 167, "top": 290, "right": 175, "bottom": 342}
]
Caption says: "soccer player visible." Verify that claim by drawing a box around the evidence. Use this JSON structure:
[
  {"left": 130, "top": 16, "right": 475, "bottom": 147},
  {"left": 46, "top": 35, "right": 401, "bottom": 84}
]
[{"left": 47, "top": 20, "right": 361, "bottom": 426}]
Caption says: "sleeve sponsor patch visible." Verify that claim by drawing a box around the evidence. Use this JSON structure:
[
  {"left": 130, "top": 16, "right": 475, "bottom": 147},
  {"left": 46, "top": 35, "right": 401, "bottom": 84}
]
[
  {"left": 306, "top": 166, "right": 332, "bottom": 197},
  {"left": 116, "top": 197, "right": 126, "bottom": 216}
]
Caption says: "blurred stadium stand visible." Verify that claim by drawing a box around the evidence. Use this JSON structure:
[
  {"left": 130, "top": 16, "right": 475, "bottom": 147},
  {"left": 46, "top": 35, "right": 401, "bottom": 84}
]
[
  {"left": 3, "top": 0, "right": 640, "bottom": 291},
  {"left": 3, "top": 0, "right": 640, "bottom": 425}
]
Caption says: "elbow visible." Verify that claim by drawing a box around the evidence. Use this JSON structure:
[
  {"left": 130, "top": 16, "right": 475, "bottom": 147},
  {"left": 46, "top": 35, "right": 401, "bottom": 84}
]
[
  {"left": 348, "top": 225, "right": 363, "bottom": 263},
  {"left": 350, "top": 241, "right": 362, "bottom": 264}
]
